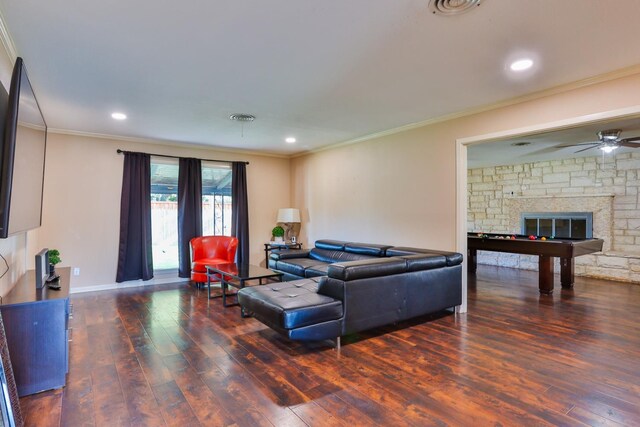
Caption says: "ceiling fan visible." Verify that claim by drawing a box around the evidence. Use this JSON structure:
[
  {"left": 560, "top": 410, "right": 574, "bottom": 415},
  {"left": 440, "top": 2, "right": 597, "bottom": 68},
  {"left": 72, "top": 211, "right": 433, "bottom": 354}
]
[{"left": 559, "top": 129, "right": 640, "bottom": 153}]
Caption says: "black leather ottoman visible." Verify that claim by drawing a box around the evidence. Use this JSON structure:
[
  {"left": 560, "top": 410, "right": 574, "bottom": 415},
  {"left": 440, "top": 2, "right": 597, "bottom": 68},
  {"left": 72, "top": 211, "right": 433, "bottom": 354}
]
[{"left": 237, "top": 278, "right": 343, "bottom": 344}]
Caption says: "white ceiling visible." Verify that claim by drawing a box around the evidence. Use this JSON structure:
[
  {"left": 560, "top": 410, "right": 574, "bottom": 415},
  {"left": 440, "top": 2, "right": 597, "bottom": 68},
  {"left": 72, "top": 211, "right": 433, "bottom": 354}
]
[
  {"left": 468, "top": 116, "right": 640, "bottom": 168},
  {"left": 1, "top": 0, "right": 640, "bottom": 155}
]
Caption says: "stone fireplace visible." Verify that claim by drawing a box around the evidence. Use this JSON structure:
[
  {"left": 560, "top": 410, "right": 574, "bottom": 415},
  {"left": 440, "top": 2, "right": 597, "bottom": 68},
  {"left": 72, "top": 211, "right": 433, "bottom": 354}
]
[{"left": 503, "top": 195, "right": 612, "bottom": 250}]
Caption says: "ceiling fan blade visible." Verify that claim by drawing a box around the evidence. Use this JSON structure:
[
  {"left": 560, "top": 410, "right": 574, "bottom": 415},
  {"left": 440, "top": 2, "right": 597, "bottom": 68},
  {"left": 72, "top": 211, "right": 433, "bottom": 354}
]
[
  {"left": 575, "top": 145, "right": 599, "bottom": 153},
  {"left": 555, "top": 142, "right": 600, "bottom": 148},
  {"left": 621, "top": 136, "right": 640, "bottom": 144},
  {"left": 526, "top": 146, "right": 567, "bottom": 155},
  {"left": 619, "top": 141, "right": 640, "bottom": 148},
  {"left": 525, "top": 143, "right": 600, "bottom": 156}
]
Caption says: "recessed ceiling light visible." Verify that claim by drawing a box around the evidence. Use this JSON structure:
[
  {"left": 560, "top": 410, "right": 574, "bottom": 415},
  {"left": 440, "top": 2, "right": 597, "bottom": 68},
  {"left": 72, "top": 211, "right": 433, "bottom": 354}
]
[
  {"left": 285, "top": 137, "right": 296, "bottom": 144},
  {"left": 111, "top": 112, "right": 127, "bottom": 120},
  {"left": 510, "top": 58, "right": 533, "bottom": 72}
]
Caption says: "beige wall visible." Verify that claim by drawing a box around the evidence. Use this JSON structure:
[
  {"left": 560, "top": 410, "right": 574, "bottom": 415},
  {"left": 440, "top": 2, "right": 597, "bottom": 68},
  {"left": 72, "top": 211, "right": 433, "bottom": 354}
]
[
  {"left": 291, "top": 73, "right": 640, "bottom": 254},
  {"left": 38, "top": 133, "right": 290, "bottom": 290}
]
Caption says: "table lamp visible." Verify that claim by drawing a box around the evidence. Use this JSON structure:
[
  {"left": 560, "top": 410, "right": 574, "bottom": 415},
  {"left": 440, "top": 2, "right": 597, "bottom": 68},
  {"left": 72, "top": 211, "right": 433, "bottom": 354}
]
[{"left": 277, "top": 208, "right": 301, "bottom": 243}]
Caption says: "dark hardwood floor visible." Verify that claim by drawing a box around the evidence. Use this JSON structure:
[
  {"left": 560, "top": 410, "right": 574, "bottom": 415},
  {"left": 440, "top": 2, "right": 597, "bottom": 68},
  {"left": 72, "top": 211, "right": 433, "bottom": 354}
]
[{"left": 20, "top": 266, "right": 640, "bottom": 426}]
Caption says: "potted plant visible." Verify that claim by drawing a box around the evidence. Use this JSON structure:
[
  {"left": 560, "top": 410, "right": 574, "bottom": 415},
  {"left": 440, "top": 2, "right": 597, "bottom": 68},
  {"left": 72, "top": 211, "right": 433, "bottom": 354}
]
[
  {"left": 48, "top": 249, "right": 61, "bottom": 276},
  {"left": 272, "top": 226, "right": 285, "bottom": 243}
]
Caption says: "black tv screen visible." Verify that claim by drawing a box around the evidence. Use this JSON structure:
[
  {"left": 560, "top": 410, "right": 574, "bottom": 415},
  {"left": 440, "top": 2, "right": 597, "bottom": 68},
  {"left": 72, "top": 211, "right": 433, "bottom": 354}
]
[{"left": 0, "top": 58, "right": 47, "bottom": 238}]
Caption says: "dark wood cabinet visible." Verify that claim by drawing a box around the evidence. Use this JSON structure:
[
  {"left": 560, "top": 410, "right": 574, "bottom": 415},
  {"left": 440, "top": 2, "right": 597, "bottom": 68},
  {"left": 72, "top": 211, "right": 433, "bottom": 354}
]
[{"left": 0, "top": 268, "right": 70, "bottom": 396}]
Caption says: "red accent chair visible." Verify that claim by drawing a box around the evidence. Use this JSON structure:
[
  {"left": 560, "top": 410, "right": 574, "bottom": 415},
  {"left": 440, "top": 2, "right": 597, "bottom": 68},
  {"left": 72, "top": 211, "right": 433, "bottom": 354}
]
[{"left": 190, "top": 236, "right": 238, "bottom": 284}]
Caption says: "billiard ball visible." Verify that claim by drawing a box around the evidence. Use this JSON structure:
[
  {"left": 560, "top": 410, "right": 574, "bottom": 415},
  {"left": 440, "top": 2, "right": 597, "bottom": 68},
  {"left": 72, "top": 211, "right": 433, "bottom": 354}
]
[
  {"left": 511, "top": 235, "right": 516, "bottom": 240},
  {"left": 541, "top": 237, "right": 546, "bottom": 241},
  {"left": 528, "top": 235, "right": 536, "bottom": 240}
]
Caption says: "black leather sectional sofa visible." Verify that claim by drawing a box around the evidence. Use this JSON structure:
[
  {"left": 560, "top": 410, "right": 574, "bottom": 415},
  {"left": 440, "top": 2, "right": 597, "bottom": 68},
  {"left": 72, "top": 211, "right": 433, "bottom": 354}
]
[{"left": 237, "top": 239, "right": 463, "bottom": 344}]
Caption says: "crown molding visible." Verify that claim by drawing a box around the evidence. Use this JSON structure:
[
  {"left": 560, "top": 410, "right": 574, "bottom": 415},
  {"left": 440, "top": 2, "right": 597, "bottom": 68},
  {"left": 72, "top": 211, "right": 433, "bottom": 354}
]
[
  {"left": 0, "top": 9, "right": 17, "bottom": 62},
  {"left": 291, "top": 63, "right": 640, "bottom": 159},
  {"left": 47, "top": 127, "right": 290, "bottom": 159}
]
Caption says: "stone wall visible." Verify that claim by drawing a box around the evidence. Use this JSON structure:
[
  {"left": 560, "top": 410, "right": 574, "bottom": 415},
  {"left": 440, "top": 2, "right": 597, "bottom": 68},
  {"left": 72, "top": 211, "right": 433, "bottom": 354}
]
[{"left": 468, "top": 152, "right": 640, "bottom": 283}]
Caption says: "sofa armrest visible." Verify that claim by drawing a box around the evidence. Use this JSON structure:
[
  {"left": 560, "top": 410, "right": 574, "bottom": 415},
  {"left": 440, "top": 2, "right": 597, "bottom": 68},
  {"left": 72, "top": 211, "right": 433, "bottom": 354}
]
[
  {"left": 327, "top": 258, "right": 407, "bottom": 281},
  {"left": 317, "top": 276, "right": 344, "bottom": 301},
  {"left": 269, "top": 249, "right": 311, "bottom": 261}
]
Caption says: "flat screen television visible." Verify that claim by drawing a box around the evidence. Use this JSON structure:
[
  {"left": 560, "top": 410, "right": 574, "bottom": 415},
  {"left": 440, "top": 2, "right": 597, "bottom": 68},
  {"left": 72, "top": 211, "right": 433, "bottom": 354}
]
[{"left": 0, "top": 57, "right": 47, "bottom": 238}]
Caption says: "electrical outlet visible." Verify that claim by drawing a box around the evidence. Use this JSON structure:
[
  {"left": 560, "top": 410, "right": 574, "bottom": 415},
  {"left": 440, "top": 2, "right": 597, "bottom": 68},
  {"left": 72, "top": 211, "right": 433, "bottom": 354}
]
[{"left": 73, "top": 267, "right": 80, "bottom": 276}]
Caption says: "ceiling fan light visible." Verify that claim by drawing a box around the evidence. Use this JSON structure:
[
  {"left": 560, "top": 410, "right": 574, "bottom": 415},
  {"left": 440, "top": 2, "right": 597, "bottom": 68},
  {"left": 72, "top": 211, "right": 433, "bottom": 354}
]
[{"left": 600, "top": 145, "right": 618, "bottom": 154}]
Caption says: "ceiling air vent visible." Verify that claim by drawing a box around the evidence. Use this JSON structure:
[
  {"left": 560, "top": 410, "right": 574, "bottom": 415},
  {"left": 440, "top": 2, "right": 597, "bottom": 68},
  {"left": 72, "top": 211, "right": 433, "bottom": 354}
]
[
  {"left": 229, "top": 113, "right": 255, "bottom": 122},
  {"left": 429, "top": 0, "right": 483, "bottom": 16}
]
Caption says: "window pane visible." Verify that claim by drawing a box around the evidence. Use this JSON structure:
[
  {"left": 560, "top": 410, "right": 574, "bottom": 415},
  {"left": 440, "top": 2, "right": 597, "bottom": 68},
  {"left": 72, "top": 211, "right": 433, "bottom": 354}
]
[
  {"left": 525, "top": 218, "right": 537, "bottom": 235},
  {"left": 202, "top": 162, "right": 232, "bottom": 236},
  {"left": 203, "top": 195, "right": 232, "bottom": 236},
  {"left": 572, "top": 219, "right": 587, "bottom": 239},
  {"left": 539, "top": 219, "right": 552, "bottom": 236},
  {"left": 151, "top": 159, "right": 179, "bottom": 270},
  {"left": 554, "top": 219, "right": 571, "bottom": 238}
]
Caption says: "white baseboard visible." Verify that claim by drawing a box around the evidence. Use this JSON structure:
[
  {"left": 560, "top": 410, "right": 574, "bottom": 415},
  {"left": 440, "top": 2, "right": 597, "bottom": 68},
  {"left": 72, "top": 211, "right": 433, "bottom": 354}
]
[{"left": 70, "top": 276, "right": 190, "bottom": 294}]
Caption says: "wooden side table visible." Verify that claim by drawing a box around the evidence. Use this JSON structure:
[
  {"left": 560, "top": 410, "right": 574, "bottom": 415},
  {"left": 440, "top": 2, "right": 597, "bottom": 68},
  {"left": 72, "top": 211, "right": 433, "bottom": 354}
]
[{"left": 264, "top": 242, "right": 302, "bottom": 266}]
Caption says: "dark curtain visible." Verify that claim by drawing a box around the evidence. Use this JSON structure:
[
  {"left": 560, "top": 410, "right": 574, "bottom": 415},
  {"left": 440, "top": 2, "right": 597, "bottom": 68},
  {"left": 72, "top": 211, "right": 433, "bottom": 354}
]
[
  {"left": 232, "top": 162, "right": 249, "bottom": 264},
  {"left": 178, "top": 158, "right": 203, "bottom": 278},
  {"left": 116, "top": 152, "right": 153, "bottom": 282}
]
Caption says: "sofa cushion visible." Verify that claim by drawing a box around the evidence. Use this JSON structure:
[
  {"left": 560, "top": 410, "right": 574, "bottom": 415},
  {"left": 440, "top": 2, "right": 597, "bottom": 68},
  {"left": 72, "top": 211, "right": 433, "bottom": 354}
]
[
  {"left": 344, "top": 242, "right": 392, "bottom": 257},
  {"left": 387, "top": 247, "right": 463, "bottom": 266},
  {"left": 237, "top": 279, "right": 343, "bottom": 330},
  {"left": 315, "top": 240, "right": 348, "bottom": 251},
  {"left": 275, "top": 258, "right": 327, "bottom": 278},
  {"left": 305, "top": 263, "right": 330, "bottom": 278},
  {"left": 309, "top": 248, "right": 375, "bottom": 264}
]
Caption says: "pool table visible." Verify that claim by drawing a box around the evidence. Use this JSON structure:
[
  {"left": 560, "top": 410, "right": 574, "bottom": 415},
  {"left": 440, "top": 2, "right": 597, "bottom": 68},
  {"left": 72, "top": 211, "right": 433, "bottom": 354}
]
[{"left": 468, "top": 232, "right": 604, "bottom": 294}]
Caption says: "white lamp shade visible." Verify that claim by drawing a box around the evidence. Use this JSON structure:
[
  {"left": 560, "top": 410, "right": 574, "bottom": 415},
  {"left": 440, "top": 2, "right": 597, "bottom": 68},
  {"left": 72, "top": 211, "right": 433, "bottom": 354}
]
[{"left": 277, "top": 208, "right": 300, "bottom": 223}]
